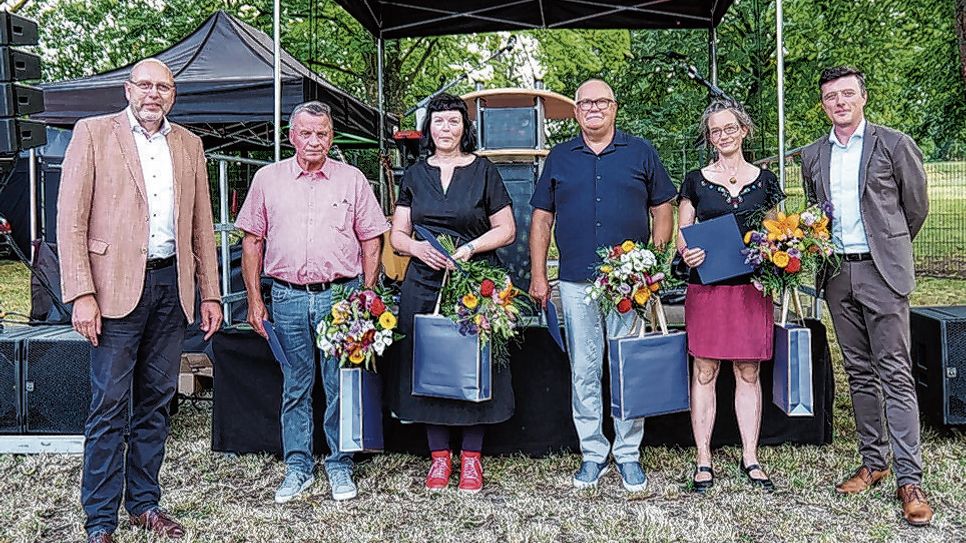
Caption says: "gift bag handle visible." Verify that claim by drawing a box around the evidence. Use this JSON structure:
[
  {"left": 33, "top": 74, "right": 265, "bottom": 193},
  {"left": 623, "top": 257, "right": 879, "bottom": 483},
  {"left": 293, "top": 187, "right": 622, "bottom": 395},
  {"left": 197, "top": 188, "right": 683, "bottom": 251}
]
[
  {"left": 779, "top": 288, "right": 807, "bottom": 327},
  {"left": 433, "top": 268, "right": 450, "bottom": 315},
  {"left": 635, "top": 296, "right": 670, "bottom": 338}
]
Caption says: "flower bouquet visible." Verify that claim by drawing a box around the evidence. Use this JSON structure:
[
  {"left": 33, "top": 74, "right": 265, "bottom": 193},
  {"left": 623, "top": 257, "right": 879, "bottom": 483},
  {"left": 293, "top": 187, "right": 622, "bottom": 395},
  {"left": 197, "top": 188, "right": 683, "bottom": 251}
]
[
  {"left": 434, "top": 235, "right": 531, "bottom": 363},
  {"left": 742, "top": 202, "right": 838, "bottom": 300},
  {"left": 315, "top": 285, "right": 402, "bottom": 372},
  {"left": 585, "top": 240, "right": 666, "bottom": 318}
]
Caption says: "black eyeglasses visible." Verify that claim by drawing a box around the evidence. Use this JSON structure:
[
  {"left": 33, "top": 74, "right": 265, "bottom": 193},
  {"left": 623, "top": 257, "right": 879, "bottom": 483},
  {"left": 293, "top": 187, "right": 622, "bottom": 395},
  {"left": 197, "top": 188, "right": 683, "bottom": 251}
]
[{"left": 576, "top": 98, "right": 616, "bottom": 111}]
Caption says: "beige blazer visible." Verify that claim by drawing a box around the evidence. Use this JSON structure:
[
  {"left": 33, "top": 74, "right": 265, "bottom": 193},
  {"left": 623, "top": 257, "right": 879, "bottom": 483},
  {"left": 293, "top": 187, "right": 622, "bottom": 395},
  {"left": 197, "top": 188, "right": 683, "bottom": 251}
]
[
  {"left": 801, "top": 122, "right": 929, "bottom": 297},
  {"left": 57, "top": 110, "right": 220, "bottom": 322}
]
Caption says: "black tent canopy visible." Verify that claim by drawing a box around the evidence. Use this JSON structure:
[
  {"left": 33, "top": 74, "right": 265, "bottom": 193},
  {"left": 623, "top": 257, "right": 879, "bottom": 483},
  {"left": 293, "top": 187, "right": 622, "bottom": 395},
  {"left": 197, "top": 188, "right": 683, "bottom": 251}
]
[
  {"left": 335, "top": 0, "right": 735, "bottom": 38},
  {"left": 35, "top": 10, "right": 395, "bottom": 149}
]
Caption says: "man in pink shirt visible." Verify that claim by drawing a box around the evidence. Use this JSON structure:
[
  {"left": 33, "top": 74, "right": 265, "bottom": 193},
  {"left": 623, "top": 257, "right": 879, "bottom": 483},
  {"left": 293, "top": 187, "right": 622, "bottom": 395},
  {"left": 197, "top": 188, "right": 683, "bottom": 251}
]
[{"left": 235, "top": 101, "right": 388, "bottom": 503}]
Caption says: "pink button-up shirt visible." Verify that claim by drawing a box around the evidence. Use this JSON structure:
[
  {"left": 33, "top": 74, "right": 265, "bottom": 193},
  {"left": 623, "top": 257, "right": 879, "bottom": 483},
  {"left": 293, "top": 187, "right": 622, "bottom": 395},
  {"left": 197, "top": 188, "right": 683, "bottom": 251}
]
[{"left": 235, "top": 157, "right": 389, "bottom": 284}]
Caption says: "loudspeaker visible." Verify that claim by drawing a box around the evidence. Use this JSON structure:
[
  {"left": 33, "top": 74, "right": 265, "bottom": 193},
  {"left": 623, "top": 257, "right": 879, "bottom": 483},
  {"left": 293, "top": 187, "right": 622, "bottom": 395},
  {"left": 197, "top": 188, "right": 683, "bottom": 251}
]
[
  {"left": 911, "top": 306, "right": 966, "bottom": 427},
  {"left": 22, "top": 327, "right": 91, "bottom": 434},
  {"left": 0, "top": 325, "right": 78, "bottom": 433},
  {"left": 493, "top": 162, "right": 537, "bottom": 292}
]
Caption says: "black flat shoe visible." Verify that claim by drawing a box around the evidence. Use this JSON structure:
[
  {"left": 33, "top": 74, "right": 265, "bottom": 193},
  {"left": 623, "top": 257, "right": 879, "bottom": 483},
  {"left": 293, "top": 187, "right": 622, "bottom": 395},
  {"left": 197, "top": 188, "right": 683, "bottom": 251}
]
[
  {"left": 691, "top": 465, "right": 714, "bottom": 494},
  {"left": 740, "top": 460, "right": 776, "bottom": 493}
]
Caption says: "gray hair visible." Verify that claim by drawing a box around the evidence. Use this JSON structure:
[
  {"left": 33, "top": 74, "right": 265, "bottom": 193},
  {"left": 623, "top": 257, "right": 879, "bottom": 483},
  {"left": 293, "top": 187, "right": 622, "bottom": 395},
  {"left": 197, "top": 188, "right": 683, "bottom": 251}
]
[
  {"left": 289, "top": 101, "right": 332, "bottom": 123},
  {"left": 699, "top": 99, "right": 756, "bottom": 147}
]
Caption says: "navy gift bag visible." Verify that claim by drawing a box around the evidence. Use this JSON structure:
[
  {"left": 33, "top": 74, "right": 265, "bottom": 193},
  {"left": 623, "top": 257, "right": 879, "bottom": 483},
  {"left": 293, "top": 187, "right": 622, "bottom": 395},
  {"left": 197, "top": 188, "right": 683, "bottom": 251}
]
[
  {"left": 608, "top": 298, "right": 690, "bottom": 420},
  {"left": 772, "top": 291, "right": 814, "bottom": 416},
  {"left": 338, "top": 368, "right": 385, "bottom": 452},
  {"left": 412, "top": 269, "right": 493, "bottom": 402}
]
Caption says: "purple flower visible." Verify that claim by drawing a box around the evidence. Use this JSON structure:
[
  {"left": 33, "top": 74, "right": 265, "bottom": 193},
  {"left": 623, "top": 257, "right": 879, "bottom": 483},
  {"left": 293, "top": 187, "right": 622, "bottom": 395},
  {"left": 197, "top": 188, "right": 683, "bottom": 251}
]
[
  {"left": 787, "top": 247, "right": 801, "bottom": 258},
  {"left": 821, "top": 200, "right": 835, "bottom": 217}
]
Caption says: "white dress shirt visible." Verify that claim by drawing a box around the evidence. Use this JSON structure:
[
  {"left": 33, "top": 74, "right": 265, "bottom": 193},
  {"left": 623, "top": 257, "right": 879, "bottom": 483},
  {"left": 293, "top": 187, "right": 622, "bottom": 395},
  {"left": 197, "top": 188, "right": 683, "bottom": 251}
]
[
  {"left": 828, "top": 118, "right": 870, "bottom": 253},
  {"left": 126, "top": 107, "right": 176, "bottom": 259}
]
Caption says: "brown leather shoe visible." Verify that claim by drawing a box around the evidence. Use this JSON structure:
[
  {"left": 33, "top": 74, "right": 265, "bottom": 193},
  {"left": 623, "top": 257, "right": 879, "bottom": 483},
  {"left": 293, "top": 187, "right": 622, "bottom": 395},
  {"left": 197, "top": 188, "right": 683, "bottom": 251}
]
[
  {"left": 87, "top": 533, "right": 113, "bottom": 543},
  {"left": 129, "top": 508, "right": 186, "bottom": 539},
  {"left": 835, "top": 466, "right": 890, "bottom": 494},
  {"left": 897, "top": 484, "right": 934, "bottom": 526}
]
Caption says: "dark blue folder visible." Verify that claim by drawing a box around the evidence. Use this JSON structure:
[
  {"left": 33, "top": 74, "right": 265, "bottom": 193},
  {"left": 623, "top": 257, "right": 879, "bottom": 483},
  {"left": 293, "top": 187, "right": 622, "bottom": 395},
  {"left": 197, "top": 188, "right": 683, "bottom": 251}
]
[
  {"left": 545, "top": 300, "right": 565, "bottom": 352},
  {"left": 263, "top": 320, "right": 287, "bottom": 367},
  {"left": 680, "top": 214, "right": 754, "bottom": 284}
]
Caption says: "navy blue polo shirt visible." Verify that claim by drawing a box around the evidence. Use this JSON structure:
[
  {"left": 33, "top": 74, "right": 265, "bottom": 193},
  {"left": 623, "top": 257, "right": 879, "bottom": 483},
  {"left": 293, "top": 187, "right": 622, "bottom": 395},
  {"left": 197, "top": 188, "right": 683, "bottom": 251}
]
[{"left": 530, "top": 129, "right": 676, "bottom": 282}]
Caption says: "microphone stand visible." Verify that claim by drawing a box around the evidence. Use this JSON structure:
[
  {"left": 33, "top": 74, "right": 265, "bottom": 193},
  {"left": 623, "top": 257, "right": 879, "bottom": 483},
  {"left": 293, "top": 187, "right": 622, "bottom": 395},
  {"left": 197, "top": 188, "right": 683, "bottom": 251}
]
[{"left": 404, "top": 38, "right": 517, "bottom": 118}]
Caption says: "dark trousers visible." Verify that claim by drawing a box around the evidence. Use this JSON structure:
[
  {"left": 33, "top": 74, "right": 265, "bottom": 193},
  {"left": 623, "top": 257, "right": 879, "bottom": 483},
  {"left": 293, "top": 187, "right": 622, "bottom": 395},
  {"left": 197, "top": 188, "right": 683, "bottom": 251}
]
[
  {"left": 825, "top": 260, "right": 923, "bottom": 486},
  {"left": 81, "top": 264, "right": 186, "bottom": 536}
]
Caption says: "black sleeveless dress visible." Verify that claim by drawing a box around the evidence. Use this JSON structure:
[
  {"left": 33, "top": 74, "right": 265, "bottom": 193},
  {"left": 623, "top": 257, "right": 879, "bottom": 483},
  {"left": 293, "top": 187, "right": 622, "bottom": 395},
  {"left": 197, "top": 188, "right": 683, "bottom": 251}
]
[{"left": 385, "top": 156, "right": 515, "bottom": 425}]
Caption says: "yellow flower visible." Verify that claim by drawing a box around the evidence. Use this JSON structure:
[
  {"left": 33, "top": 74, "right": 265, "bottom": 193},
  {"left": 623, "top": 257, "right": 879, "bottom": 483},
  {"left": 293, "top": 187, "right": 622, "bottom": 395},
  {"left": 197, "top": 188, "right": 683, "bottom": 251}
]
[
  {"left": 474, "top": 314, "right": 483, "bottom": 325},
  {"left": 349, "top": 349, "right": 365, "bottom": 365},
  {"left": 462, "top": 293, "right": 479, "bottom": 309},
  {"left": 332, "top": 313, "right": 346, "bottom": 325},
  {"left": 633, "top": 288, "right": 651, "bottom": 305},
  {"left": 772, "top": 251, "right": 791, "bottom": 268},
  {"left": 621, "top": 240, "right": 636, "bottom": 253},
  {"left": 744, "top": 231, "right": 753, "bottom": 244},
  {"left": 600, "top": 264, "right": 613, "bottom": 274},
  {"left": 764, "top": 212, "right": 804, "bottom": 241},
  {"left": 379, "top": 312, "right": 397, "bottom": 330}
]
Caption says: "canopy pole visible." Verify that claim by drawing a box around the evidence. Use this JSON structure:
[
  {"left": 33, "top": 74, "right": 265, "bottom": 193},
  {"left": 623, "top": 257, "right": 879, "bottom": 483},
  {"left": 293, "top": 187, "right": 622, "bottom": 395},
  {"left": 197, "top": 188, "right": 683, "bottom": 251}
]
[
  {"left": 708, "top": 26, "right": 718, "bottom": 87},
  {"left": 377, "top": 36, "right": 386, "bottom": 200},
  {"left": 273, "top": 0, "right": 281, "bottom": 162},
  {"left": 28, "top": 148, "right": 37, "bottom": 260},
  {"left": 776, "top": 0, "right": 786, "bottom": 193}
]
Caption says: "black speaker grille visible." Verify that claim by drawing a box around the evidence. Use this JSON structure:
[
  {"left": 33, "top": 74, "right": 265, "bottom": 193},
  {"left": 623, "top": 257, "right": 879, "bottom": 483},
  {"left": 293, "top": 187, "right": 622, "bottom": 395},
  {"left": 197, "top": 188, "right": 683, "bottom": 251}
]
[
  {"left": 0, "top": 331, "right": 20, "bottom": 433},
  {"left": 946, "top": 319, "right": 966, "bottom": 424},
  {"left": 24, "top": 329, "right": 91, "bottom": 434}
]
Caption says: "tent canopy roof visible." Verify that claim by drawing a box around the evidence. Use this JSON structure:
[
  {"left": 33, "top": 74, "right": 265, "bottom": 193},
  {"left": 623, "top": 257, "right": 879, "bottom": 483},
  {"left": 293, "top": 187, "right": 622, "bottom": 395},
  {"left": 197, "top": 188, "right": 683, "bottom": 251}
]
[
  {"left": 37, "top": 11, "right": 394, "bottom": 148},
  {"left": 335, "top": 0, "right": 735, "bottom": 39}
]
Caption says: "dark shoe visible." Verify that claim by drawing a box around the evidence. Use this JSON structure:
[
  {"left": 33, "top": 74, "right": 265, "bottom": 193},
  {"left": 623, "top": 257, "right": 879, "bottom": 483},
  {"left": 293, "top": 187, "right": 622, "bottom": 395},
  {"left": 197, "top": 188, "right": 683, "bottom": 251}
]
[
  {"left": 129, "top": 508, "right": 185, "bottom": 539},
  {"left": 691, "top": 465, "right": 714, "bottom": 494},
  {"left": 739, "top": 460, "right": 775, "bottom": 492},
  {"left": 835, "top": 465, "right": 890, "bottom": 495},
  {"left": 897, "top": 484, "right": 934, "bottom": 526},
  {"left": 87, "top": 532, "right": 113, "bottom": 543}
]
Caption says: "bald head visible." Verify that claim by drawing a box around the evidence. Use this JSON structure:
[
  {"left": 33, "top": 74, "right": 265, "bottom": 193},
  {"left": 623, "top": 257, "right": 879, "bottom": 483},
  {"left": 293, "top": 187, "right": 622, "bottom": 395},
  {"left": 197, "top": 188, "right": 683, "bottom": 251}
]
[
  {"left": 124, "top": 58, "right": 176, "bottom": 133},
  {"left": 573, "top": 79, "right": 617, "bottom": 140}
]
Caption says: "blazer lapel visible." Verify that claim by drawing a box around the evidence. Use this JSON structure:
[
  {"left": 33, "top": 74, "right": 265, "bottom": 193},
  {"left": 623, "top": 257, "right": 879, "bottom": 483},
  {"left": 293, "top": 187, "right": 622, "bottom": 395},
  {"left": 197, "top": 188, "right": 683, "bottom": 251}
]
[
  {"left": 858, "top": 122, "right": 876, "bottom": 196},
  {"left": 167, "top": 126, "right": 185, "bottom": 233},
  {"left": 818, "top": 140, "right": 832, "bottom": 203},
  {"left": 114, "top": 112, "right": 148, "bottom": 203}
]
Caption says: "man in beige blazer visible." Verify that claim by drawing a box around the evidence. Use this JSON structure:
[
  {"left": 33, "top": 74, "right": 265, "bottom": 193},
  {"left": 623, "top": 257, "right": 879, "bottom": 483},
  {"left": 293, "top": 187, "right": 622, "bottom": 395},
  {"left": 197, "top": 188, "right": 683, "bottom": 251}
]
[
  {"left": 57, "top": 58, "right": 222, "bottom": 543},
  {"left": 801, "top": 66, "right": 931, "bottom": 526}
]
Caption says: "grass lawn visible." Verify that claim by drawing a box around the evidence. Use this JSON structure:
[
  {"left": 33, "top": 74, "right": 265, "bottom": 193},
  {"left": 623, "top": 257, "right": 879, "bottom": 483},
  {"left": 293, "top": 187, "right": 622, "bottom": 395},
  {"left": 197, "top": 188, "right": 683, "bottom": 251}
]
[{"left": 1, "top": 266, "right": 965, "bottom": 542}]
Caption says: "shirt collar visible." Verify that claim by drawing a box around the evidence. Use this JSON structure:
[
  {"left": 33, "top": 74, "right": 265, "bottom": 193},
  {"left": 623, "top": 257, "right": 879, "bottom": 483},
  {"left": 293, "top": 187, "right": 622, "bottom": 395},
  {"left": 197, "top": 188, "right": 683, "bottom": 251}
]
[
  {"left": 288, "top": 156, "right": 333, "bottom": 180},
  {"left": 828, "top": 118, "right": 866, "bottom": 148},
  {"left": 570, "top": 129, "right": 628, "bottom": 152},
  {"left": 126, "top": 106, "right": 171, "bottom": 137}
]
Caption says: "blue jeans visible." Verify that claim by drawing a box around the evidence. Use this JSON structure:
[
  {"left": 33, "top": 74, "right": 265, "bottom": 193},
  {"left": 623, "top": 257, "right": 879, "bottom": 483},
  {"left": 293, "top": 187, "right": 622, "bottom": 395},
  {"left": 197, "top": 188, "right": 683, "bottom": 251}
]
[
  {"left": 559, "top": 280, "right": 644, "bottom": 464},
  {"left": 271, "top": 278, "right": 359, "bottom": 475}
]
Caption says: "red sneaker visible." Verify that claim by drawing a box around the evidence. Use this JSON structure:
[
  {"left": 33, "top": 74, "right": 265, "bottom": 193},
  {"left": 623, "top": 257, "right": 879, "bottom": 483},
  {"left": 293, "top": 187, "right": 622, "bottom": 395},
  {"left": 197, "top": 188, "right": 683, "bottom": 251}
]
[
  {"left": 458, "top": 451, "right": 484, "bottom": 494},
  {"left": 425, "top": 450, "right": 452, "bottom": 490}
]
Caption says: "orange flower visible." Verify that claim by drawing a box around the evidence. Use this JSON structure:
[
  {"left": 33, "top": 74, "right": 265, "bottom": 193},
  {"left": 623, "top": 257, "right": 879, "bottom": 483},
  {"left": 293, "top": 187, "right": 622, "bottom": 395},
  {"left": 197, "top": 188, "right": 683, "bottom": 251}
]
[
  {"left": 764, "top": 212, "right": 804, "bottom": 241},
  {"left": 772, "top": 251, "right": 791, "bottom": 268}
]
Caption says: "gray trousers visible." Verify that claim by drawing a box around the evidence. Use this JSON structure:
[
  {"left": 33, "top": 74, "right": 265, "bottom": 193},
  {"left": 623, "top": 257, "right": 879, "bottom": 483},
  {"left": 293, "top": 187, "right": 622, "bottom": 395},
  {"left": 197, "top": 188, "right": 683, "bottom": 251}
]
[{"left": 825, "top": 260, "right": 923, "bottom": 486}]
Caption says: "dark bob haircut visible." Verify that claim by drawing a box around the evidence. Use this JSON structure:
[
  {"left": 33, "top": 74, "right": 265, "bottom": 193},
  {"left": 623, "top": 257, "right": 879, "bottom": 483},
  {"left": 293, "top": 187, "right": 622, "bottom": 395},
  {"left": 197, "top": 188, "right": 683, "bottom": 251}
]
[
  {"left": 819, "top": 66, "right": 866, "bottom": 96},
  {"left": 419, "top": 92, "right": 477, "bottom": 155}
]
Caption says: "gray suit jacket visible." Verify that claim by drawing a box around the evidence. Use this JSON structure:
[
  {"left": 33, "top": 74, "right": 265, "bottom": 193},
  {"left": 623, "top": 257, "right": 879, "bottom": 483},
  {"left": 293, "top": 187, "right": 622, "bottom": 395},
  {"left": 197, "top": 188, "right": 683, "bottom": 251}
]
[{"left": 800, "top": 122, "right": 928, "bottom": 297}]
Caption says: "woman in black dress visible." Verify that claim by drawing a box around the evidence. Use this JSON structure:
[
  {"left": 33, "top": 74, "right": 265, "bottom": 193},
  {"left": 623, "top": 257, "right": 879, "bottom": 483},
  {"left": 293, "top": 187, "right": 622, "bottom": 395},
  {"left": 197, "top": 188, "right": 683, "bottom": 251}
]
[{"left": 387, "top": 93, "right": 515, "bottom": 494}]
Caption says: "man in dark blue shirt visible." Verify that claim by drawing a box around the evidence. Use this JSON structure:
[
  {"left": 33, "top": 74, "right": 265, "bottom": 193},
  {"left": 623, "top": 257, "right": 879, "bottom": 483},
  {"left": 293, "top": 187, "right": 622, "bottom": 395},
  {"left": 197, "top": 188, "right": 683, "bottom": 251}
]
[{"left": 529, "top": 79, "right": 675, "bottom": 493}]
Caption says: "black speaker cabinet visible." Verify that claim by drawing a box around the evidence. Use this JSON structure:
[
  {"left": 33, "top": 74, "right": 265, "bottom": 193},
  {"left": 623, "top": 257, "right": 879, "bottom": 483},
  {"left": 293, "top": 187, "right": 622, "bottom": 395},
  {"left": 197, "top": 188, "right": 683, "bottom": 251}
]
[
  {"left": 494, "top": 162, "right": 537, "bottom": 292},
  {"left": 910, "top": 306, "right": 966, "bottom": 427},
  {"left": 0, "top": 325, "right": 81, "bottom": 433},
  {"left": 22, "top": 327, "right": 91, "bottom": 434}
]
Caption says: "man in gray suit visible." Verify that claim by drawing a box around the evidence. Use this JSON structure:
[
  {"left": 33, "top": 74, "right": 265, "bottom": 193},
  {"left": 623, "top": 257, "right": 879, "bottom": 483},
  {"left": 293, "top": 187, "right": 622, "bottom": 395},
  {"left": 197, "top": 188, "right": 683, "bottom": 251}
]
[{"left": 801, "top": 66, "right": 931, "bottom": 526}]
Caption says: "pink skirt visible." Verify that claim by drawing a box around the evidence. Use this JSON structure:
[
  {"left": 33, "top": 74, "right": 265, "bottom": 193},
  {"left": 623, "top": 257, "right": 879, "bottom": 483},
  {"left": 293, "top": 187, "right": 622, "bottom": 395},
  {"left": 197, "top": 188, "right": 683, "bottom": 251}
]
[{"left": 684, "top": 283, "right": 774, "bottom": 361}]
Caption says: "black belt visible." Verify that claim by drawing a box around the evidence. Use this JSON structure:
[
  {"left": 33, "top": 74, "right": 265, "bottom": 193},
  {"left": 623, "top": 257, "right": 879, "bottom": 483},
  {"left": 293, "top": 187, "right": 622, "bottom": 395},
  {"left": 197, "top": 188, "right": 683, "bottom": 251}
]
[
  {"left": 273, "top": 276, "right": 355, "bottom": 293},
  {"left": 145, "top": 255, "right": 175, "bottom": 270},
  {"left": 839, "top": 252, "right": 873, "bottom": 262}
]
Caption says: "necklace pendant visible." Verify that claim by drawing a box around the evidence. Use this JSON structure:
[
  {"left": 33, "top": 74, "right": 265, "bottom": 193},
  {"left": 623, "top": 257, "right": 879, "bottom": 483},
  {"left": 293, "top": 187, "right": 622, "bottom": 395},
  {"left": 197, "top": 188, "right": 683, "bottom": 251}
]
[{"left": 729, "top": 176, "right": 738, "bottom": 185}]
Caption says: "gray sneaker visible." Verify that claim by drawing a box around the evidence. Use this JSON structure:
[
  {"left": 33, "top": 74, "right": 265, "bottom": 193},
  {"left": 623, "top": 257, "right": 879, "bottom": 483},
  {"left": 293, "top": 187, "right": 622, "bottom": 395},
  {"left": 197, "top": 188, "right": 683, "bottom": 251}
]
[
  {"left": 573, "top": 460, "right": 610, "bottom": 489},
  {"left": 617, "top": 461, "right": 648, "bottom": 492},
  {"left": 274, "top": 470, "right": 315, "bottom": 504},
  {"left": 329, "top": 468, "right": 358, "bottom": 501}
]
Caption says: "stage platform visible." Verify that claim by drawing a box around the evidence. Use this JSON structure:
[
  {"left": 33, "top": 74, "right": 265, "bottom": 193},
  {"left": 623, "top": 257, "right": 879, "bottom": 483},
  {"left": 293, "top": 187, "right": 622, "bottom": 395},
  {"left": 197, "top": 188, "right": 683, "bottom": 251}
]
[{"left": 210, "top": 320, "right": 833, "bottom": 457}]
